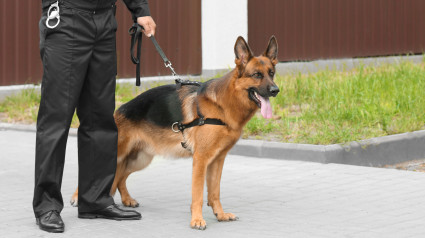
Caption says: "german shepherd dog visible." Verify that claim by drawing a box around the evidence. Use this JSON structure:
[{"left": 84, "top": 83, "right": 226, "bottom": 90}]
[{"left": 71, "top": 36, "right": 279, "bottom": 229}]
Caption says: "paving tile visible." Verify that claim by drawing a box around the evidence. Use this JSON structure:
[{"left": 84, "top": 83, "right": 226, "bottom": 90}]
[{"left": 1, "top": 130, "right": 424, "bottom": 237}]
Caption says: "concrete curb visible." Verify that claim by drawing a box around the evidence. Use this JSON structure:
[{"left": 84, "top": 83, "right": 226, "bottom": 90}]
[
  {"left": 229, "top": 131, "right": 425, "bottom": 167},
  {"left": 1, "top": 122, "right": 424, "bottom": 167}
]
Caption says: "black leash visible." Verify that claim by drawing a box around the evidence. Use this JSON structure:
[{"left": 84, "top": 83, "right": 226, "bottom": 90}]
[{"left": 129, "top": 23, "right": 201, "bottom": 87}]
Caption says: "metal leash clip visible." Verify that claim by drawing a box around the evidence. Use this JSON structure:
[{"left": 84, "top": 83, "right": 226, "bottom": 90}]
[
  {"left": 164, "top": 61, "right": 178, "bottom": 77},
  {"left": 46, "top": 1, "right": 60, "bottom": 29}
]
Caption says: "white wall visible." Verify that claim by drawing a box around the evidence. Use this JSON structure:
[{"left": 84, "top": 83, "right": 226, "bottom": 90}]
[{"left": 201, "top": 0, "right": 248, "bottom": 73}]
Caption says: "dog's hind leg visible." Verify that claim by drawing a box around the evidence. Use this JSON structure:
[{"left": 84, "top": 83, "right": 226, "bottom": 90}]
[
  {"left": 70, "top": 161, "right": 123, "bottom": 207},
  {"left": 117, "top": 172, "right": 139, "bottom": 207},
  {"left": 118, "top": 151, "right": 154, "bottom": 207},
  {"left": 207, "top": 152, "right": 238, "bottom": 222},
  {"left": 70, "top": 187, "right": 79, "bottom": 207},
  {"left": 110, "top": 160, "right": 127, "bottom": 197}
]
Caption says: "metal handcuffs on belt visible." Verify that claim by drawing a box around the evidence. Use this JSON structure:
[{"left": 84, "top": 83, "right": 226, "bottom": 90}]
[{"left": 46, "top": 1, "right": 60, "bottom": 29}]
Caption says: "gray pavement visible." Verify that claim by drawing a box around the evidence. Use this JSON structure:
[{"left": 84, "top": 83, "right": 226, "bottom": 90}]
[{"left": 1, "top": 129, "right": 425, "bottom": 238}]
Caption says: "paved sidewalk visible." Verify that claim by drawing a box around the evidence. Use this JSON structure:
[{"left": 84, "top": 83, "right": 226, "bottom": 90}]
[{"left": 1, "top": 129, "right": 424, "bottom": 238}]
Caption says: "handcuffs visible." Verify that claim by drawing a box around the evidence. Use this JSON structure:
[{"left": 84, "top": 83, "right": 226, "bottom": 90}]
[{"left": 46, "top": 1, "right": 60, "bottom": 29}]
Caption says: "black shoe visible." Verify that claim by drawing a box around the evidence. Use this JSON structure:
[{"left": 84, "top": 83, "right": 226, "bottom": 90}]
[
  {"left": 78, "top": 204, "right": 141, "bottom": 220},
  {"left": 36, "top": 210, "right": 65, "bottom": 233}
]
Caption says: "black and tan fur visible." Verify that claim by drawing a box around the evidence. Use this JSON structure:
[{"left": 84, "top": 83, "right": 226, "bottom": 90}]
[{"left": 71, "top": 36, "right": 280, "bottom": 230}]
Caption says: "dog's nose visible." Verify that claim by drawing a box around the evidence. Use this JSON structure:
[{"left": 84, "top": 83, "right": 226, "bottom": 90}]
[{"left": 268, "top": 85, "right": 280, "bottom": 97}]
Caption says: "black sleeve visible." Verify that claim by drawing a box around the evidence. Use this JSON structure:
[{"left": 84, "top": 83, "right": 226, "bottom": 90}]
[{"left": 121, "top": 0, "right": 151, "bottom": 22}]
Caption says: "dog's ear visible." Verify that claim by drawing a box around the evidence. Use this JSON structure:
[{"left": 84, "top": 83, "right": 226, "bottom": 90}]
[
  {"left": 263, "top": 35, "right": 278, "bottom": 65},
  {"left": 234, "top": 36, "right": 253, "bottom": 66}
]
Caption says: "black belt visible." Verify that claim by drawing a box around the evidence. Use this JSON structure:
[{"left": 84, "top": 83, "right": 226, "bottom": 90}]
[{"left": 49, "top": 0, "right": 115, "bottom": 13}]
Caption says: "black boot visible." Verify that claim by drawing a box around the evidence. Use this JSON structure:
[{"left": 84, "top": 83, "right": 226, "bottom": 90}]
[
  {"left": 78, "top": 204, "right": 141, "bottom": 220},
  {"left": 36, "top": 210, "right": 65, "bottom": 233}
]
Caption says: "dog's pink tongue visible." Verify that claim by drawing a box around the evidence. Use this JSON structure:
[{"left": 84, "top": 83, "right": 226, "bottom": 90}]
[{"left": 259, "top": 95, "right": 272, "bottom": 119}]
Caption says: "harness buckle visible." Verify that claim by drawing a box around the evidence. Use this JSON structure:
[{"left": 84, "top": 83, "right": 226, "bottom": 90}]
[
  {"left": 171, "top": 122, "right": 180, "bottom": 133},
  {"left": 198, "top": 117, "right": 205, "bottom": 126},
  {"left": 46, "top": 1, "right": 60, "bottom": 29}
]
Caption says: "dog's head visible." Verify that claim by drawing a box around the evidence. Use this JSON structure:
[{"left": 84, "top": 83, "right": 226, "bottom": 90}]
[{"left": 234, "top": 36, "right": 279, "bottom": 119}]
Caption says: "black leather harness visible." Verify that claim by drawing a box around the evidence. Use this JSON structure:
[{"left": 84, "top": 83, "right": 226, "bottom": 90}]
[
  {"left": 172, "top": 82, "right": 226, "bottom": 133},
  {"left": 129, "top": 24, "right": 226, "bottom": 139}
]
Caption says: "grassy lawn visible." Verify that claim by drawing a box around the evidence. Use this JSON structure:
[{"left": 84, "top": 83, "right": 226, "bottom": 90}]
[
  {"left": 245, "top": 60, "right": 425, "bottom": 144},
  {"left": 1, "top": 60, "right": 424, "bottom": 145}
]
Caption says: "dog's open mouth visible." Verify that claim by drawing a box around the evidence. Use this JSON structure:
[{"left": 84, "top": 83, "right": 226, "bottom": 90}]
[{"left": 249, "top": 89, "right": 273, "bottom": 119}]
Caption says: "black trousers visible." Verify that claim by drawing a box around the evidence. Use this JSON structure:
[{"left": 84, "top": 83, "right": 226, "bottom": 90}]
[{"left": 33, "top": 2, "right": 118, "bottom": 217}]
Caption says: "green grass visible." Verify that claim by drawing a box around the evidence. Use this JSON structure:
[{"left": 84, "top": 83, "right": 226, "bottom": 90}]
[
  {"left": 1, "top": 61, "right": 424, "bottom": 145},
  {"left": 0, "top": 84, "right": 146, "bottom": 128},
  {"left": 0, "top": 88, "right": 40, "bottom": 124},
  {"left": 243, "top": 61, "right": 425, "bottom": 144}
]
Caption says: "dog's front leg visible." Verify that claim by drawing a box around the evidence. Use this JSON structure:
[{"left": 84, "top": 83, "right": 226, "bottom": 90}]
[
  {"left": 207, "top": 152, "right": 238, "bottom": 222},
  {"left": 190, "top": 153, "right": 208, "bottom": 230}
]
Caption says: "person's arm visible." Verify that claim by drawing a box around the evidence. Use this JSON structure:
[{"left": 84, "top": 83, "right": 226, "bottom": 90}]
[{"left": 122, "top": 0, "right": 156, "bottom": 36}]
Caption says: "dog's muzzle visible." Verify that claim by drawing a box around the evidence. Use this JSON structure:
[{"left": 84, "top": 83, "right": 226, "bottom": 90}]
[{"left": 268, "top": 85, "right": 280, "bottom": 97}]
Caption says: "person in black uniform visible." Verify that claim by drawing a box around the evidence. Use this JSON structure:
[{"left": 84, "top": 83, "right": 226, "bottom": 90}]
[{"left": 34, "top": 0, "right": 156, "bottom": 233}]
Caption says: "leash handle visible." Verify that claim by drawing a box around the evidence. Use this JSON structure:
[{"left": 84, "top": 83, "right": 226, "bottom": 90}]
[
  {"left": 129, "top": 23, "right": 184, "bottom": 86},
  {"left": 129, "top": 23, "right": 143, "bottom": 86}
]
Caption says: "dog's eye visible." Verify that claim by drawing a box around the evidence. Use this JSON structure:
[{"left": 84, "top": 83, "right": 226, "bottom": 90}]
[
  {"left": 251, "top": 72, "right": 263, "bottom": 79},
  {"left": 269, "top": 70, "right": 275, "bottom": 77}
]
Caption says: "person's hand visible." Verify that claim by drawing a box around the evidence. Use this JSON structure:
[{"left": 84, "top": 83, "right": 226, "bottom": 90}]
[{"left": 137, "top": 16, "right": 156, "bottom": 37}]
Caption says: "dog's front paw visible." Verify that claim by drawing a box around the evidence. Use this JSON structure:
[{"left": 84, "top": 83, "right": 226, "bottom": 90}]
[
  {"left": 216, "top": 212, "right": 239, "bottom": 222},
  {"left": 190, "top": 218, "right": 207, "bottom": 230},
  {"left": 70, "top": 195, "right": 78, "bottom": 207},
  {"left": 122, "top": 197, "right": 139, "bottom": 208}
]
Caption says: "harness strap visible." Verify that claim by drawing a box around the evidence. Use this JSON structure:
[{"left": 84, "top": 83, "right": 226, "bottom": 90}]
[
  {"left": 176, "top": 117, "right": 226, "bottom": 132},
  {"left": 172, "top": 82, "right": 226, "bottom": 134},
  {"left": 175, "top": 79, "right": 202, "bottom": 89}
]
